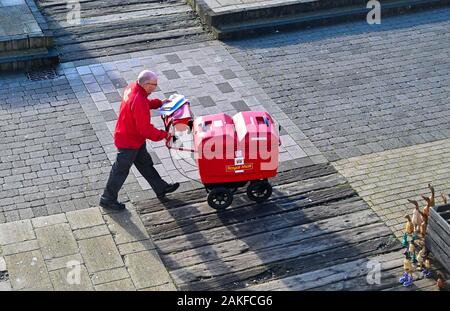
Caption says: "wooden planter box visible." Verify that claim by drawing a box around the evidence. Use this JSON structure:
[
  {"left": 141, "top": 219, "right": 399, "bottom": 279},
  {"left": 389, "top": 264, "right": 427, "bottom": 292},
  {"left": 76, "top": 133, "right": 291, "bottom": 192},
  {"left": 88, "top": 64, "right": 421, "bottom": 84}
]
[{"left": 425, "top": 203, "right": 450, "bottom": 273}]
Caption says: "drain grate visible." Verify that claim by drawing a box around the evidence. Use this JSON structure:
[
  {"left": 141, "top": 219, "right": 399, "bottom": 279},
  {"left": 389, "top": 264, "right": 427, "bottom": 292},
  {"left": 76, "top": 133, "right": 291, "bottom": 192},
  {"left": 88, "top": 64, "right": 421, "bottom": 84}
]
[
  {"left": 0, "top": 271, "right": 8, "bottom": 282},
  {"left": 26, "top": 67, "right": 59, "bottom": 81}
]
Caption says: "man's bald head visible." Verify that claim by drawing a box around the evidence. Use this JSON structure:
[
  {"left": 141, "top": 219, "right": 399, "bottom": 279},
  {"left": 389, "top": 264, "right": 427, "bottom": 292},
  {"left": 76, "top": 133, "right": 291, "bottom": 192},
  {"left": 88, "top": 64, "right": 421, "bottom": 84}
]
[
  {"left": 137, "top": 70, "right": 158, "bottom": 94},
  {"left": 137, "top": 70, "right": 158, "bottom": 86}
]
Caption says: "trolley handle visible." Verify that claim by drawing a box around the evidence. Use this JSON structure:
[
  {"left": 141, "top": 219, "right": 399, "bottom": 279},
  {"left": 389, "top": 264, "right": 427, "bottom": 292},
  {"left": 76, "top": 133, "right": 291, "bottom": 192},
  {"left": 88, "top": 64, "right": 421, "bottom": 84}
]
[
  {"left": 278, "top": 124, "right": 282, "bottom": 146},
  {"left": 165, "top": 132, "right": 177, "bottom": 149},
  {"left": 165, "top": 130, "right": 195, "bottom": 153}
]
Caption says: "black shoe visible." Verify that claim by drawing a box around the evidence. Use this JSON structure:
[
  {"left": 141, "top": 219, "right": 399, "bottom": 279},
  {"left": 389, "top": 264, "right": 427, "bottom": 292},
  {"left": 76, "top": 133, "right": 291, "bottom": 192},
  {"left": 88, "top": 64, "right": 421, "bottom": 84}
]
[
  {"left": 99, "top": 197, "right": 126, "bottom": 210},
  {"left": 157, "top": 183, "right": 180, "bottom": 199}
]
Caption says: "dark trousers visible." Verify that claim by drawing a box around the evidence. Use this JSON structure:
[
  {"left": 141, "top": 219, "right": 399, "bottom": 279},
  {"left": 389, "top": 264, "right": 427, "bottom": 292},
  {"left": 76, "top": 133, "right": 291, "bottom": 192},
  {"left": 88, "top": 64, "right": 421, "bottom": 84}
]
[{"left": 102, "top": 143, "right": 168, "bottom": 200}]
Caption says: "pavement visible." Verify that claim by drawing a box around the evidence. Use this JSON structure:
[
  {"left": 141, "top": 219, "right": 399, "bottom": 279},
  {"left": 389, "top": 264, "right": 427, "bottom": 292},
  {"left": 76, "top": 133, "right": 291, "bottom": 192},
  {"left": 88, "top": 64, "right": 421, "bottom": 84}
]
[
  {"left": 0, "top": 6, "right": 449, "bottom": 290},
  {"left": 226, "top": 6, "right": 450, "bottom": 236},
  {"left": 64, "top": 40, "right": 326, "bottom": 191},
  {"left": 0, "top": 35, "right": 325, "bottom": 292},
  {"left": 0, "top": 206, "right": 175, "bottom": 290},
  {"left": 334, "top": 139, "right": 450, "bottom": 238},
  {"left": 0, "top": 0, "right": 41, "bottom": 39}
]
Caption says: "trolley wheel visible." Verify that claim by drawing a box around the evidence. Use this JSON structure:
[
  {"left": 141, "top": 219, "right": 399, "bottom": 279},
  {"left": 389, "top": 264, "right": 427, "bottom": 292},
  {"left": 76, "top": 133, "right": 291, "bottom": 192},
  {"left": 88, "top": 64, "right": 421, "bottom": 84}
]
[
  {"left": 207, "top": 187, "right": 233, "bottom": 210},
  {"left": 247, "top": 181, "right": 272, "bottom": 203}
]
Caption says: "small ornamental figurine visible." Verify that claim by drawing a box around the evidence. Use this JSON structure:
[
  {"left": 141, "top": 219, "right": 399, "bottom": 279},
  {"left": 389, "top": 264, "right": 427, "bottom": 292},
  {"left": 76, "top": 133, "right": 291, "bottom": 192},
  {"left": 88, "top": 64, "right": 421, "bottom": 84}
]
[
  {"left": 403, "top": 255, "right": 413, "bottom": 273},
  {"left": 428, "top": 183, "right": 435, "bottom": 207},
  {"left": 408, "top": 199, "right": 424, "bottom": 233},
  {"left": 400, "top": 253, "right": 414, "bottom": 287},
  {"left": 399, "top": 272, "right": 409, "bottom": 283},
  {"left": 408, "top": 242, "right": 416, "bottom": 255},
  {"left": 424, "top": 258, "right": 431, "bottom": 270},
  {"left": 421, "top": 196, "right": 431, "bottom": 221},
  {"left": 421, "top": 184, "right": 435, "bottom": 217},
  {"left": 403, "top": 274, "right": 414, "bottom": 287},
  {"left": 441, "top": 193, "right": 448, "bottom": 205},
  {"left": 422, "top": 257, "right": 432, "bottom": 278},
  {"left": 436, "top": 273, "right": 445, "bottom": 290},
  {"left": 402, "top": 233, "right": 408, "bottom": 247},
  {"left": 417, "top": 248, "right": 426, "bottom": 270},
  {"left": 419, "top": 219, "right": 427, "bottom": 237},
  {"left": 422, "top": 267, "right": 432, "bottom": 278},
  {"left": 404, "top": 215, "right": 414, "bottom": 235}
]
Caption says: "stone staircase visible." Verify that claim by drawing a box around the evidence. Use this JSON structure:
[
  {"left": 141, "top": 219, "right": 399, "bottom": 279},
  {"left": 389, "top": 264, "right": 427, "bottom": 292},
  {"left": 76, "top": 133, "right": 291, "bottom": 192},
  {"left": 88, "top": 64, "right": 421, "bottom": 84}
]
[{"left": 189, "top": 0, "right": 450, "bottom": 39}]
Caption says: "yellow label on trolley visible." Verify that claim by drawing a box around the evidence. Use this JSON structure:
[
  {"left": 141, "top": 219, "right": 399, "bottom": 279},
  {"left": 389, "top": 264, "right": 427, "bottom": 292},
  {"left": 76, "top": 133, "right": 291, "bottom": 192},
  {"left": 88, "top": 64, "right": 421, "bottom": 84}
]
[{"left": 226, "top": 163, "right": 253, "bottom": 172}]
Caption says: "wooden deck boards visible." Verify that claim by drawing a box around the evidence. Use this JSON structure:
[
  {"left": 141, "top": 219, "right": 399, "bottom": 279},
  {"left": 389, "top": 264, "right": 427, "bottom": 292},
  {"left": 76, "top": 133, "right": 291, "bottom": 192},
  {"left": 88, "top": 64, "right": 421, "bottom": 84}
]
[
  {"left": 36, "top": 0, "right": 211, "bottom": 62},
  {"left": 135, "top": 163, "right": 450, "bottom": 291}
]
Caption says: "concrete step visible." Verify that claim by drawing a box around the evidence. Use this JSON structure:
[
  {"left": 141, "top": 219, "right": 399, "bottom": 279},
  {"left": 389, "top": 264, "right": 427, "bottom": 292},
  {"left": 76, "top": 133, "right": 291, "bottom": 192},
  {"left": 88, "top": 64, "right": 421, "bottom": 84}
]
[
  {"left": 203, "top": 0, "right": 368, "bottom": 27},
  {"left": 0, "top": 47, "right": 59, "bottom": 72},
  {"left": 209, "top": 0, "right": 449, "bottom": 39},
  {"left": 0, "top": 33, "right": 54, "bottom": 53}
]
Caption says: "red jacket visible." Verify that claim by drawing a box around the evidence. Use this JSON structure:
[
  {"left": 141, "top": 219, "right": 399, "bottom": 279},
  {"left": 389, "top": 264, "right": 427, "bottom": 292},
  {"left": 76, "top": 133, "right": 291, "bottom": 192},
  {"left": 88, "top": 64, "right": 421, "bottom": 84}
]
[{"left": 114, "top": 82, "right": 167, "bottom": 149}]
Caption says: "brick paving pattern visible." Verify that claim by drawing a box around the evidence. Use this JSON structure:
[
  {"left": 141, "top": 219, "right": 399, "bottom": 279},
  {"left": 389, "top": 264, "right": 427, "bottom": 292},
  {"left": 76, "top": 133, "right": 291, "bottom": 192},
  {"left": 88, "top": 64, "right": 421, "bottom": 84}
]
[
  {"left": 226, "top": 8, "right": 450, "bottom": 162},
  {"left": 334, "top": 139, "right": 450, "bottom": 238},
  {"left": 0, "top": 207, "right": 175, "bottom": 291},
  {"left": 0, "top": 74, "right": 111, "bottom": 223}
]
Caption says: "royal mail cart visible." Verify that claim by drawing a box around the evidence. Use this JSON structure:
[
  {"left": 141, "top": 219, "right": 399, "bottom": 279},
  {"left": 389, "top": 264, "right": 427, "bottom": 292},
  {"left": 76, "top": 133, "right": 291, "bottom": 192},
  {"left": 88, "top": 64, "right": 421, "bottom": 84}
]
[{"left": 158, "top": 94, "right": 280, "bottom": 210}]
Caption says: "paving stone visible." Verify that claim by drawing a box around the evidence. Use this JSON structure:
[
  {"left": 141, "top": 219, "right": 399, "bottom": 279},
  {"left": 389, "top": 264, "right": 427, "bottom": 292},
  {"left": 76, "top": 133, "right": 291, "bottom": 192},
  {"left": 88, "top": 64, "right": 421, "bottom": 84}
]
[
  {"left": 1, "top": 240, "right": 40, "bottom": 256},
  {"left": 220, "top": 69, "right": 237, "bottom": 80},
  {"left": 5, "top": 250, "right": 53, "bottom": 291},
  {"left": 78, "top": 235, "right": 124, "bottom": 273},
  {"left": 95, "top": 278, "right": 136, "bottom": 291},
  {"left": 165, "top": 54, "right": 181, "bottom": 64},
  {"left": 117, "top": 239, "right": 155, "bottom": 256},
  {"left": 148, "top": 151, "right": 162, "bottom": 166},
  {"left": 66, "top": 207, "right": 104, "bottom": 230},
  {"left": 90, "top": 92, "right": 107, "bottom": 102},
  {"left": 0, "top": 256, "right": 6, "bottom": 271},
  {"left": 49, "top": 265, "right": 93, "bottom": 291},
  {"left": 187, "top": 66, "right": 205, "bottom": 75},
  {"left": 77, "top": 66, "right": 91, "bottom": 76},
  {"left": 197, "top": 96, "right": 215, "bottom": 108},
  {"left": 231, "top": 100, "right": 250, "bottom": 112},
  {"left": 0, "top": 220, "right": 35, "bottom": 246},
  {"left": 35, "top": 223, "right": 78, "bottom": 260},
  {"left": 111, "top": 78, "right": 128, "bottom": 89},
  {"left": 31, "top": 214, "right": 67, "bottom": 229},
  {"left": 73, "top": 224, "right": 110, "bottom": 240},
  {"left": 139, "top": 282, "right": 177, "bottom": 291},
  {"left": 216, "top": 82, "right": 234, "bottom": 93},
  {"left": 162, "top": 70, "right": 180, "bottom": 80},
  {"left": 91, "top": 267, "right": 130, "bottom": 286},
  {"left": 104, "top": 210, "right": 149, "bottom": 245},
  {"left": 124, "top": 250, "right": 173, "bottom": 290},
  {"left": 104, "top": 91, "right": 122, "bottom": 103},
  {"left": 46, "top": 253, "right": 84, "bottom": 272},
  {"left": 100, "top": 109, "right": 117, "bottom": 122},
  {"left": 0, "top": 281, "right": 12, "bottom": 291},
  {"left": 285, "top": 145, "right": 307, "bottom": 159}
]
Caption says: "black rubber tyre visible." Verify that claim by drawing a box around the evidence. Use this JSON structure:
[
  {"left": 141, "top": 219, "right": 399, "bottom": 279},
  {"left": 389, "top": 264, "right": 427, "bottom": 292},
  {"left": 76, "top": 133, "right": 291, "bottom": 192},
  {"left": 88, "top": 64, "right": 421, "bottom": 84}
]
[
  {"left": 247, "top": 181, "right": 272, "bottom": 203},
  {"left": 207, "top": 187, "right": 233, "bottom": 210}
]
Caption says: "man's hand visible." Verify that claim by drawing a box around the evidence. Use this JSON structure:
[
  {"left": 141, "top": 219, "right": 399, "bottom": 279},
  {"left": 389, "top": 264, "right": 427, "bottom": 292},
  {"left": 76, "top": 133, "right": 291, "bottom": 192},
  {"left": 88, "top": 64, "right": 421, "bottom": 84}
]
[{"left": 162, "top": 98, "right": 171, "bottom": 104}]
